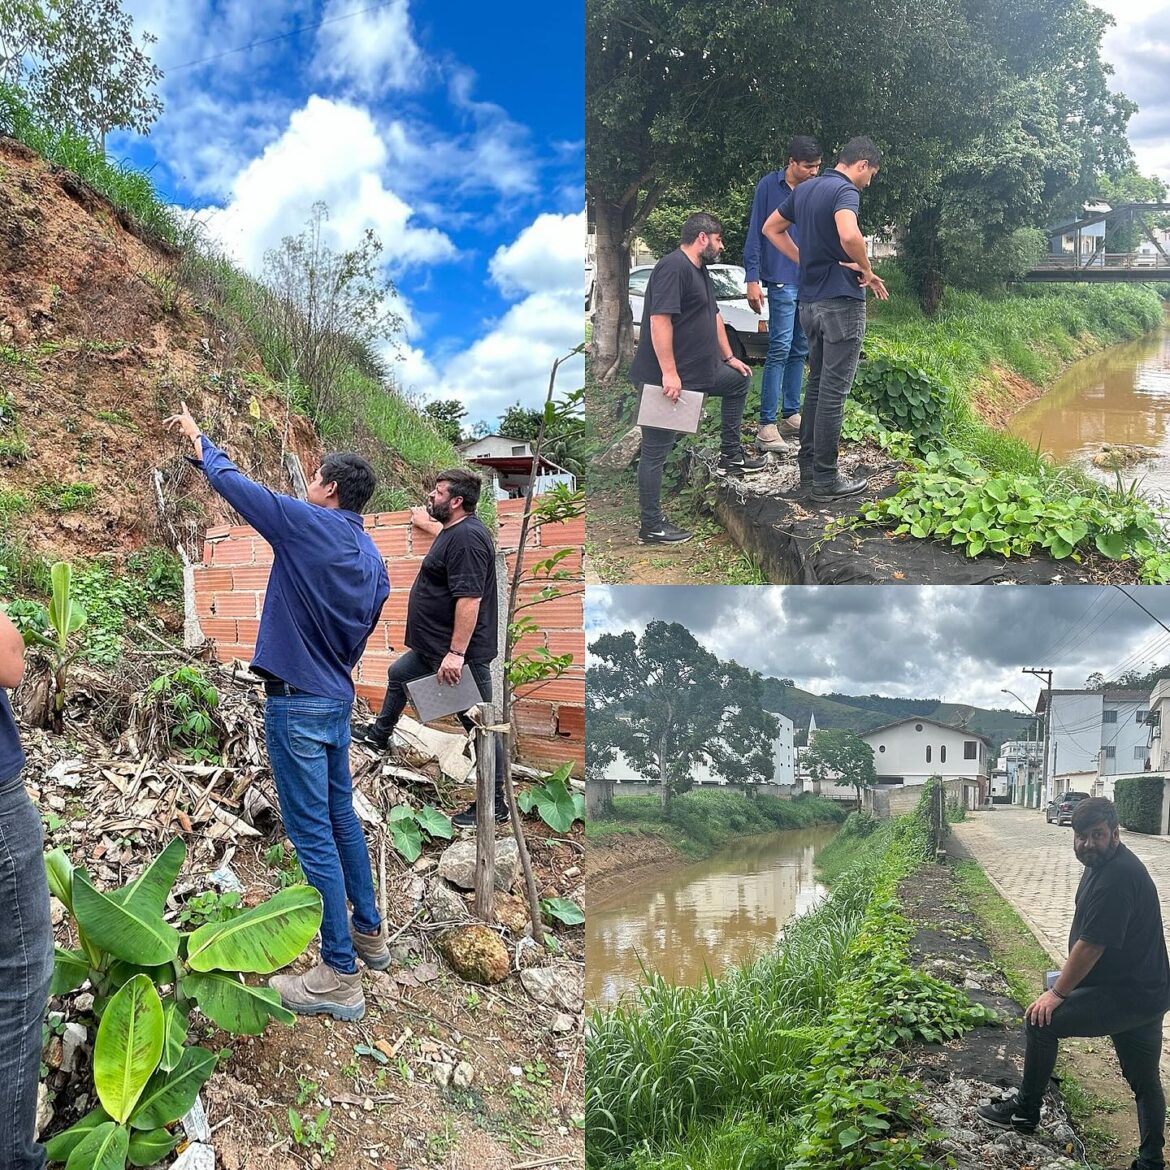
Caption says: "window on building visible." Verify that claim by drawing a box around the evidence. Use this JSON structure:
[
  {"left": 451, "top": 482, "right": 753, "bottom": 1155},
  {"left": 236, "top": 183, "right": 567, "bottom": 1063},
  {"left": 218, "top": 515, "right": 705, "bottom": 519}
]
[
  {"left": 878, "top": 745, "right": 886, "bottom": 753},
  {"left": 1103, "top": 709, "right": 1118, "bottom": 723},
  {"left": 964, "top": 741, "right": 977, "bottom": 760},
  {"left": 926, "top": 746, "right": 932, "bottom": 763},
  {"left": 915, "top": 723, "right": 924, "bottom": 732},
  {"left": 1138, "top": 709, "right": 1148, "bottom": 724},
  {"left": 1136, "top": 746, "right": 1149, "bottom": 760},
  {"left": 511, "top": 444, "right": 528, "bottom": 456},
  {"left": 1103, "top": 745, "right": 1116, "bottom": 759},
  {"left": 940, "top": 745, "right": 947, "bottom": 763}
]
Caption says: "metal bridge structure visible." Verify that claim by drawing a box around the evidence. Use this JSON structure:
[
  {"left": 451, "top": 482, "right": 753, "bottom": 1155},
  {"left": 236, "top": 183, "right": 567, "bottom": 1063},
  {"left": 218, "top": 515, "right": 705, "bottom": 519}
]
[{"left": 1023, "top": 202, "right": 1170, "bottom": 282}]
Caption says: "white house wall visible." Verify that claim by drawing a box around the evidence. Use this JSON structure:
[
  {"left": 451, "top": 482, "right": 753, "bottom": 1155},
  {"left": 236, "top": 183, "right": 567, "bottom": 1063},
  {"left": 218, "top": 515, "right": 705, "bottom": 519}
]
[
  {"left": 861, "top": 721, "right": 987, "bottom": 781},
  {"left": 1048, "top": 695, "right": 1149, "bottom": 780}
]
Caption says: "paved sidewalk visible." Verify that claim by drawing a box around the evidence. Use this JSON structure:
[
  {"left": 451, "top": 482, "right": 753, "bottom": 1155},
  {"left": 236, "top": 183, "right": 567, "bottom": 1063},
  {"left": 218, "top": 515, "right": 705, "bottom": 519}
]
[{"left": 950, "top": 806, "right": 1170, "bottom": 966}]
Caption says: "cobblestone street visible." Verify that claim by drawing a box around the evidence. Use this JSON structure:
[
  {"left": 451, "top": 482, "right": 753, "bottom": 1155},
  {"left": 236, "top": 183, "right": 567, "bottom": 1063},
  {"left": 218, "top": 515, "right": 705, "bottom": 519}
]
[{"left": 950, "top": 806, "right": 1170, "bottom": 964}]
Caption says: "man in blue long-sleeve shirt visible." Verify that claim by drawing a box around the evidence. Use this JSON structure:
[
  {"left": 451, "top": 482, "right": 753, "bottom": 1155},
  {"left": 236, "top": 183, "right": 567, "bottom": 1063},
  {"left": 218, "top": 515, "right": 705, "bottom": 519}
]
[
  {"left": 167, "top": 402, "right": 390, "bottom": 1021},
  {"left": 743, "top": 135, "right": 822, "bottom": 454}
]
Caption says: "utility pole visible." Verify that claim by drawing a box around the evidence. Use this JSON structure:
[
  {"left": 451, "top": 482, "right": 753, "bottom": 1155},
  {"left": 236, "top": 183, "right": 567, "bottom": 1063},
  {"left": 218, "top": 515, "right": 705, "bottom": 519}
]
[{"left": 1023, "top": 668, "right": 1053, "bottom": 809}]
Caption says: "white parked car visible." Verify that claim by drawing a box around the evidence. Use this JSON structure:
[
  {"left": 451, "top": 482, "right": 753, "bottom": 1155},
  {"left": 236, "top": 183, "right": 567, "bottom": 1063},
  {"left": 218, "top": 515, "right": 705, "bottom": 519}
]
[{"left": 629, "top": 263, "right": 771, "bottom": 362}]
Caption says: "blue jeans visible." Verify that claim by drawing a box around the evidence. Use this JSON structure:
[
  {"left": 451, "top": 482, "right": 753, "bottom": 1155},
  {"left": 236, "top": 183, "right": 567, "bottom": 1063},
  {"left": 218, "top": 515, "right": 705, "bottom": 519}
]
[
  {"left": 373, "top": 650, "right": 505, "bottom": 800},
  {"left": 1019, "top": 984, "right": 1167, "bottom": 1168},
  {"left": 0, "top": 776, "right": 53, "bottom": 1170},
  {"left": 799, "top": 297, "right": 867, "bottom": 486},
  {"left": 760, "top": 283, "right": 808, "bottom": 423},
  {"left": 264, "top": 695, "right": 380, "bottom": 974}
]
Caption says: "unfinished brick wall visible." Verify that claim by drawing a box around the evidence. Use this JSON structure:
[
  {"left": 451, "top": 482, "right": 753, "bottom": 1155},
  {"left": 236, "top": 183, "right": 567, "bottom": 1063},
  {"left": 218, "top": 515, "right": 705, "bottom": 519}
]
[{"left": 191, "top": 498, "right": 585, "bottom": 774}]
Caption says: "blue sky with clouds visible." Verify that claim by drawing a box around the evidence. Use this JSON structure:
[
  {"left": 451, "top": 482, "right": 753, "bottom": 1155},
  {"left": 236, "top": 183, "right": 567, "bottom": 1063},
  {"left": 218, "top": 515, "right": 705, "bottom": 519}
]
[{"left": 114, "top": 0, "right": 583, "bottom": 428}]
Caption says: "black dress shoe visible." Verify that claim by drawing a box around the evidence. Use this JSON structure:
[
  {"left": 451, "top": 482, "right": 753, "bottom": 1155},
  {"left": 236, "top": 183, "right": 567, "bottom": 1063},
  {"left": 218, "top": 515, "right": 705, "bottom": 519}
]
[{"left": 810, "top": 475, "right": 868, "bottom": 501}]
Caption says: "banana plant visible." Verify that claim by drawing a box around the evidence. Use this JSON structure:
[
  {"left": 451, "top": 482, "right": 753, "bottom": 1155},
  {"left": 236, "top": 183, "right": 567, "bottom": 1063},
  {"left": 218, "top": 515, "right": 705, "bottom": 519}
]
[
  {"left": 17, "top": 561, "right": 88, "bottom": 731},
  {"left": 43, "top": 839, "right": 323, "bottom": 1169}
]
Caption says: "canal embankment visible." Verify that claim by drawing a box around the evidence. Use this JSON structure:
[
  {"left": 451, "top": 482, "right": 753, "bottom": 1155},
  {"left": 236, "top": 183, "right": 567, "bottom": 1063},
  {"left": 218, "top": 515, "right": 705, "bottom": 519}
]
[{"left": 585, "top": 785, "right": 1100, "bottom": 1170}]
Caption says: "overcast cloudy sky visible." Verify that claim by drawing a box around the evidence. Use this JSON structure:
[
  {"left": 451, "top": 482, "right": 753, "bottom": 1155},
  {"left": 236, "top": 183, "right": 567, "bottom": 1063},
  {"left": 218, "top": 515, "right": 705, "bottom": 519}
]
[
  {"left": 116, "top": 1, "right": 582, "bottom": 428},
  {"left": 587, "top": 586, "right": 1170, "bottom": 711},
  {"left": 1099, "top": 0, "right": 1170, "bottom": 183}
]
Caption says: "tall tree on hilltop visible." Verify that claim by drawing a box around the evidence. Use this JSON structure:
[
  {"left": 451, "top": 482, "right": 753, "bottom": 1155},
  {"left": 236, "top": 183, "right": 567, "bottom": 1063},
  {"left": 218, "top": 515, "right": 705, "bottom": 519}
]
[
  {"left": 423, "top": 399, "right": 467, "bottom": 446},
  {"left": 587, "top": 621, "right": 779, "bottom": 810},
  {"left": 803, "top": 728, "right": 877, "bottom": 811}
]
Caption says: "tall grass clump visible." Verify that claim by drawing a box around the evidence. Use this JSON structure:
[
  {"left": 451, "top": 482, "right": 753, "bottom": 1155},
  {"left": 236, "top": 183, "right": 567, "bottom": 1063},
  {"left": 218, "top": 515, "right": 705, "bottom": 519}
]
[{"left": 587, "top": 780, "right": 994, "bottom": 1170}]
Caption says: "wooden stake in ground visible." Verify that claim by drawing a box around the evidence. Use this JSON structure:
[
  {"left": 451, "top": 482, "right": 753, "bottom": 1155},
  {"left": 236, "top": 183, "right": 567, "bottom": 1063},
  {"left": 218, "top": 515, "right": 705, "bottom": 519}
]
[{"left": 474, "top": 704, "right": 498, "bottom": 919}]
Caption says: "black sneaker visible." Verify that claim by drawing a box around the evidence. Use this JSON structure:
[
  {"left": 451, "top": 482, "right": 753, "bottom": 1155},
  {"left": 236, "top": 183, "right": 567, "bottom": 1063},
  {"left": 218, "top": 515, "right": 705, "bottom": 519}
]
[
  {"left": 351, "top": 724, "right": 390, "bottom": 751},
  {"left": 976, "top": 1095, "right": 1039, "bottom": 1134},
  {"left": 718, "top": 447, "right": 768, "bottom": 476},
  {"left": 639, "top": 520, "right": 693, "bottom": 545},
  {"left": 810, "top": 475, "right": 868, "bottom": 501},
  {"left": 452, "top": 801, "right": 510, "bottom": 829}
]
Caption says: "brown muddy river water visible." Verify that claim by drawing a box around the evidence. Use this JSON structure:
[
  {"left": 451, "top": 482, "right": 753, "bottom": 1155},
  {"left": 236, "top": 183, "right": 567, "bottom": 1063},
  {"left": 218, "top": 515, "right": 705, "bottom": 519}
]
[
  {"left": 1010, "top": 314, "right": 1170, "bottom": 497},
  {"left": 586, "top": 824, "right": 838, "bottom": 1007}
]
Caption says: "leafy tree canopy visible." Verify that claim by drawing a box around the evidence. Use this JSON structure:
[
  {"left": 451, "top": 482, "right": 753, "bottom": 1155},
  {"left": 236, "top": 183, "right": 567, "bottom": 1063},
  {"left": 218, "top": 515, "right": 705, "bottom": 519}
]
[{"left": 803, "top": 728, "right": 878, "bottom": 807}]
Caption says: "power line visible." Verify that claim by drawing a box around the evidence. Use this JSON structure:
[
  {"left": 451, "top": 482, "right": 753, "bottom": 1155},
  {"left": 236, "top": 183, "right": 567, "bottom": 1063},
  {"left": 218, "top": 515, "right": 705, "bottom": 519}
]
[{"left": 161, "top": 0, "right": 399, "bottom": 73}]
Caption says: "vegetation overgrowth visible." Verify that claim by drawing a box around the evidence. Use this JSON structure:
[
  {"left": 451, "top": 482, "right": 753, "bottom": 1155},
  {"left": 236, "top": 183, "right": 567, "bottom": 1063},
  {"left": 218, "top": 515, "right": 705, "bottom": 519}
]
[
  {"left": 586, "top": 780, "right": 994, "bottom": 1169},
  {"left": 586, "top": 789, "right": 846, "bottom": 858}
]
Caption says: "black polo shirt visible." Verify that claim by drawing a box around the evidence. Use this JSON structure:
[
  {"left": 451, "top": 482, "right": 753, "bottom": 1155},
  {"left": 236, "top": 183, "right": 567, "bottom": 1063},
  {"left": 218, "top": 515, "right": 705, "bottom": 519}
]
[{"left": 1071, "top": 842, "right": 1170, "bottom": 1007}]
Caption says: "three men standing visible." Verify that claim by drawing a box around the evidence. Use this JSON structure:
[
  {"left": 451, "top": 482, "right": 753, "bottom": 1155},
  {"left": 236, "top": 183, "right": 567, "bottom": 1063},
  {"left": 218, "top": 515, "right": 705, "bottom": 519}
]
[
  {"left": 763, "top": 136, "right": 889, "bottom": 500},
  {"left": 744, "top": 135, "right": 822, "bottom": 454}
]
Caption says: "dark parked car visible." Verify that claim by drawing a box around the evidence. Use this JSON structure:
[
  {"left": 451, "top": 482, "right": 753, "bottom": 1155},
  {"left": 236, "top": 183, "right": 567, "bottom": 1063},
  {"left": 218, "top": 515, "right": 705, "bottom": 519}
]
[{"left": 1045, "top": 790, "right": 1091, "bottom": 826}]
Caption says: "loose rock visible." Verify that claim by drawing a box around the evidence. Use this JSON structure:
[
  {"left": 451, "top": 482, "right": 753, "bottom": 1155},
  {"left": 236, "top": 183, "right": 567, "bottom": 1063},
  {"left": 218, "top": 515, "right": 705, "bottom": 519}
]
[
  {"left": 436, "top": 925, "right": 511, "bottom": 984},
  {"left": 423, "top": 878, "right": 471, "bottom": 922},
  {"left": 438, "top": 837, "right": 519, "bottom": 892},
  {"left": 453, "top": 1061, "right": 474, "bottom": 1088},
  {"left": 519, "top": 964, "right": 584, "bottom": 1013}
]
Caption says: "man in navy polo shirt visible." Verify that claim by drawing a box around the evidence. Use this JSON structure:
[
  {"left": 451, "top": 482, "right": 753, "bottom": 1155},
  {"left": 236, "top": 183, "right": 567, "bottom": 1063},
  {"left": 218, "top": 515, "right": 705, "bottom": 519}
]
[
  {"left": 763, "top": 136, "right": 889, "bottom": 501},
  {"left": 166, "top": 403, "right": 390, "bottom": 1022},
  {"left": 1, "top": 608, "right": 53, "bottom": 1170},
  {"left": 744, "top": 135, "right": 822, "bottom": 452}
]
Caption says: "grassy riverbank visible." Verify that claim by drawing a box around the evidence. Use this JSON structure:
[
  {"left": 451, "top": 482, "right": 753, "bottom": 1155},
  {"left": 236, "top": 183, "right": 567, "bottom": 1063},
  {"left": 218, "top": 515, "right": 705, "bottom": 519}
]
[
  {"left": 587, "top": 789, "right": 847, "bottom": 859},
  {"left": 586, "top": 783, "right": 993, "bottom": 1170}
]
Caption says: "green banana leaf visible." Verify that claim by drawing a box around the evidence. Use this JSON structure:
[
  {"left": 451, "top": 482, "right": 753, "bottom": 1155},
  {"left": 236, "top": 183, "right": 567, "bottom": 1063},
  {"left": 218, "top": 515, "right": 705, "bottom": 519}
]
[
  {"left": 185, "top": 884, "right": 322, "bottom": 974},
  {"left": 45, "top": 847, "right": 75, "bottom": 913},
  {"left": 63, "top": 1120, "right": 127, "bottom": 1170},
  {"left": 93, "top": 976, "right": 164, "bottom": 1123},
  {"left": 129, "top": 1046, "right": 217, "bottom": 1130},
  {"left": 159, "top": 1000, "right": 189, "bottom": 1072},
  {"left": 73, "top": 872, "right": 179, "bottom": 967},
  {"left": 51, "top": 946, "right": 90, "bottom": 996},
  {"left": 126, "top": 1127, "right": 179, "bottom": 1167},
  {"left": 42, "top": 1106, "right": 110, "bottom": 1162},
  {"left": 113, "top": 839, "right": 185, "bottom": 915},
  {"left": 182, "top": 970, "right": 295, "bottom": 1034}
]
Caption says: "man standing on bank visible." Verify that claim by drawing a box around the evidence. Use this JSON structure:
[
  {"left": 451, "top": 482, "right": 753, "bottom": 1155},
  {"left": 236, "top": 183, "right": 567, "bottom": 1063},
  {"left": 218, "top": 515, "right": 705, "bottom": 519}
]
[
  {"left": 1, "top": 608, "right": 53, "bottom": 1170},
  {"left": 351, "top": 469, "right": 507, "bottom": 830},
  {"left": 978, "top": 798, "right": 1170, "bottom": 1170},
  {"left": 762, "top": 136, "right": 889, "bottom": 501},
  {"left": 629, "top": 211, "right": 766, "bottom": 546},
  {"left": 744, "top": 135, "right": 822, "bottom": 454},
  {"left": 166, "top": 403, "right": 390, "bottom": 1022}
]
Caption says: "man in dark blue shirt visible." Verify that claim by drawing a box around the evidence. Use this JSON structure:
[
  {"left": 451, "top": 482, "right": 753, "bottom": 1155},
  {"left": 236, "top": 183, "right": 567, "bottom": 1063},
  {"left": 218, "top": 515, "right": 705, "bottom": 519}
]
[
  {"left": 743, "top": 135, "right": 821, "bottom": 452},
  {"left": 0, "top": 608, "right": 53, "bottom": 1170},
  {"left": 167, "top": 403, "right": 390, "bottom": 1022},
  {"left": 763, "top": 137, "right": 889, "bottom": 502}
]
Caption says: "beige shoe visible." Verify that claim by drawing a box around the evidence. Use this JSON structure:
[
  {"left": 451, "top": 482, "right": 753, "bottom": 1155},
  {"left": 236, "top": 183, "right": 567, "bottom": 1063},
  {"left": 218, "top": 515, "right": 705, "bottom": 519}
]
[
  {"left": 779, "top": 414, "right": 801, "bottom": 436},
  {"left": 349, "top": 914, "right": 391, "bottom": 970},
  {"left": 269, "top": 959, "right": 365, "bottom": 1021},
  {"left": 755, "top": 424, "right": 791, "bottom": 452}
]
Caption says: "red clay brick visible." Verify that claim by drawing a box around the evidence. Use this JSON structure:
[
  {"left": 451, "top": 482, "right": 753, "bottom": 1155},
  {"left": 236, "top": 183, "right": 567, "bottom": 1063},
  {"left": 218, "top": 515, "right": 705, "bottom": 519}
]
[
  {"left": 510, "top": 630, "right": 548, "bottom": 657},
  {"left": 384, "top": 623, "right": 407, "bottom": 652},
  {"left": 512, "top": 700, "right": 556, "bottom": 736},
  {"left": 545, "top": 631, "right": 586, "bottom": 661},
  {"left": 388, "top": 560, "right": 421, "bottom": 588},
  {"left": 231, "top": 566, "right": 272, "bottom": 591},
  {"left": 517, "top": 735, "right": 583, "bottom": 774},
  {"left": 205, "top": 524, "right": 232, "bottom": 540},
  {"left": 357, "top": 653, "right": 395, "bottom": 684},
  {"left": 356, "top": 682, "right": 387, "bottom": 708},
  {"left": 515, "top": 674, "right": 585, "bottom": 704},
  {"left": 211, "top": 540, "right": 255, "bottom": 566},
  {"left": 236, "top": 619, "right": 260, "bottom": 646},
  {"left": 410, "top": 529, "right": 436, "bottom": 556},
  {"left": 370, "top": 509, "right": 413, "bottom": 527},
  {"left": 380, "top": 595, "right": 411, "bottom": 623},
  {"left": 193, "top": 568, "right": 233, "bottom": 593},
  {"left": 370, "top": 528, "right": 409, "bottom": 557},
  {"left": 514, "top": 587, "right": 583, "bottom": 628},
  {"left": 199, "top": 618, "right": 238, "bottom": 642},
  {"left": 195, "top": 593, "right": 216, "bottom": 619},
  {"left": 212, "top": 592, "right": 257, "bottom": 618},
  {"left": 202, "top": 542, "right": 215, "bottom": 566},
  {"left": 215, "top": 643, "right": 254, "bottom": 666},
  {"left": 554, "top": 706, "right": 585, "bottom": 739},
  {"left": 541, "top": 516, "right": 585, "bottom": 545},
  {"left": 228, "top": 523, "right": 258, "bottom": 539}
]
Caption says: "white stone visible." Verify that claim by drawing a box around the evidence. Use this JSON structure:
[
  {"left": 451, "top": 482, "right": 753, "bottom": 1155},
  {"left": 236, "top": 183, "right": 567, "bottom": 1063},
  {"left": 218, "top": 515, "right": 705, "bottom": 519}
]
[
  {"left": 438, "top": 838, "right": 519, "bottom": 892},
  {"left": 35, "top": 1084, "right": 52, "bottom": 1138},
  {"left": 431, "top": 1062, "right": 454, "bottom": 1088},
  {"left": 551, "top": 1012, "right": 576, "bottom": 1033},
  {"left": 453, "top": 1061, "right": 474, "bottom": 1089},
  {"left": 519, "top": 964, "right": 584, "bottom": 1014},
  {"left": 171, "top": 1143, "right": 215, "bottom": 1170},
  {"left": 60, "top": 1022, "right": 88, "bottom": 1073}
]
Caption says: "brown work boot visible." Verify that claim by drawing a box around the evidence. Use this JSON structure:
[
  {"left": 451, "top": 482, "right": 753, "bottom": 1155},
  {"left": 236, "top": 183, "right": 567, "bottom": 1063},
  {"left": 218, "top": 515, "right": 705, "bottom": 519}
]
[
  {"left": 779, "top": 413, "right": 801, "bottom": 436},
  {"left": 755, "top": 423, "right": 791, "bottom": 452},
  {"left": 269, "top": 960, "right": 365, "bottom": 1021},
  {"left": 349, "top": 914, "right": 391, "bottom": 970}
]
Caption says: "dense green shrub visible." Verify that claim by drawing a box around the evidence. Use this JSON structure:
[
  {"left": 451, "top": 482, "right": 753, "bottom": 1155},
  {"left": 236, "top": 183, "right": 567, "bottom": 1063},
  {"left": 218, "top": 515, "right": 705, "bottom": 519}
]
[
  {"left": 851, "top": 341, "right": 948, "bottom": 452},
  {"left": 1114, "top": 775, "right": 1165, "bottom": 835}
]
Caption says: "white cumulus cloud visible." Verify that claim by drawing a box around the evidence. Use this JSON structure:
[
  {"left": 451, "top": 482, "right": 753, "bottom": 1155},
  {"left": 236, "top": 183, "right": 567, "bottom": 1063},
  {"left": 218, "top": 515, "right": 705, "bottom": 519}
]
[{"left": 311, "top": 0, "right": 427, "bottom": 96}]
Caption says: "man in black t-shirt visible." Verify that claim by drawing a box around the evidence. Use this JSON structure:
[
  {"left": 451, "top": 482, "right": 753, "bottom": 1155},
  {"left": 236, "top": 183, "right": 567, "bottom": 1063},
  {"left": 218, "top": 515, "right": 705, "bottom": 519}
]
[
  {"left": 1, "top": 609, "right": 54, "bottom": 1170},
  {"left": 352, "top": 468, "right": 506, "bottom": 829},
  {"left": 979, "top": 798, "right": 1170, "bottom": 1168},
  {"left": 629, "top": 211, "right": 766, "bottom": 545}
]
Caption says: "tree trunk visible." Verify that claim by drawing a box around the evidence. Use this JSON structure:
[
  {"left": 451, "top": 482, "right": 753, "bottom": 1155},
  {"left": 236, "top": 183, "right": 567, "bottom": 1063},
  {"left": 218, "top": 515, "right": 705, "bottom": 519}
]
[
  {"left": 590, "top": 194, "right": 636, "bottom": 385},
  {"left": 905, "top": 206, "right": 946, "bottom": 317}
]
